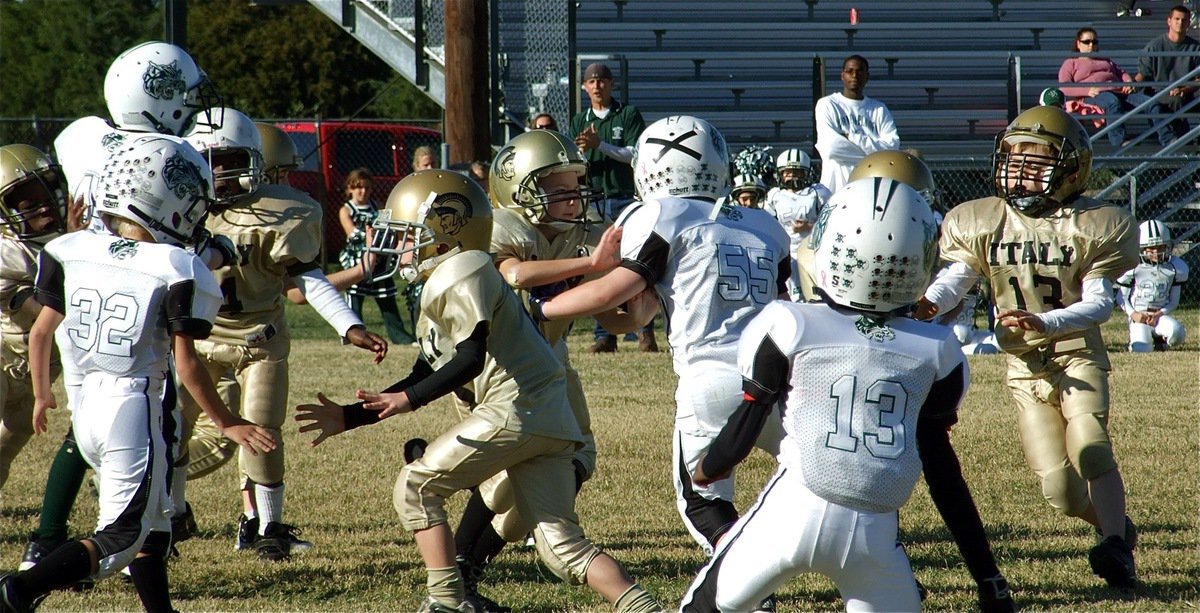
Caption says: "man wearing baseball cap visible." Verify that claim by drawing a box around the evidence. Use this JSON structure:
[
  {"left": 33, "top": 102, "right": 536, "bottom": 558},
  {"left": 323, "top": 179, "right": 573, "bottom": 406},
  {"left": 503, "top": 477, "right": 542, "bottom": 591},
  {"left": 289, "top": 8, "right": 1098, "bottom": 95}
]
[{"left": 569, "top": 62, "right": 657, "bottom": 353}]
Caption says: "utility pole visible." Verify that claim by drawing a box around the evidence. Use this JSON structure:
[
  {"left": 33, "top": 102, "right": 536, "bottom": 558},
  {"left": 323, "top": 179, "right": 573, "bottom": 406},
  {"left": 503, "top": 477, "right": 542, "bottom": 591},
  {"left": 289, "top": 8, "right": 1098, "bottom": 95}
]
[
  {"left": 444, "top": 0, "right": 490, "bottom": 164},
  {"left": 164, "top": 0, "right": 187, "bottom": 48}
]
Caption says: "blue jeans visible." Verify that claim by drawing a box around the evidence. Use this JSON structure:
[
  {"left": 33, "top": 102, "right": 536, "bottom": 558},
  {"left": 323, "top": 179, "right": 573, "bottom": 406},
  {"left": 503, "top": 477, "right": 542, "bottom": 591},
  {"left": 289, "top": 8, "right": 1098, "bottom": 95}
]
[
  {"left": 1089, "top": 91, "right": 1170, "bottom": 146},
  {"left": 593, "top": 196, "right": 653, "bottom": 340}
]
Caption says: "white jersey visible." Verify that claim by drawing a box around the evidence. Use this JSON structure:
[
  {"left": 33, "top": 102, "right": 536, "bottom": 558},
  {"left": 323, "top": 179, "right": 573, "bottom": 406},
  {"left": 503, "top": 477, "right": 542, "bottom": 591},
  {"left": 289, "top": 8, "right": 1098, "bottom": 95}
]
[
  {"left": 36, "top": 232, "right": 220, "bottom": 379},
  {"left": 764, "top": 185, "right": 832, "bottom": 251},
  {"left": 814, "top": 93, "right": 900, "bottom": 193},
  {"left": 616, "top": 197, "right": 790, "bottom": 378},
  {"left": 738, "top": 301, "right": 967, "bottom": 513},
  {"left": 1116, "top": 256, "right": 1189, "bottom": 313}
]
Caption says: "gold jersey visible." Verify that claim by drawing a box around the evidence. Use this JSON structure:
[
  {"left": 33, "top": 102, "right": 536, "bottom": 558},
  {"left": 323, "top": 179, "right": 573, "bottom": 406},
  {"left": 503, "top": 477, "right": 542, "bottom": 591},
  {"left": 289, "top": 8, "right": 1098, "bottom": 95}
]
[
  {"left": 0, "top": 236, "right": 41, "bottom": 374},
  {"left": 205, "top": 183, "right": 324, "bottom": 345},
  {"left": 490, "top": 208, "right": 589, "bottom": 344},
  {"left": 939, "top": 196, "right": 1138, "bottom": 353},
  {"left": 417, "top": 250, "right": 582, "bottom": 444}
]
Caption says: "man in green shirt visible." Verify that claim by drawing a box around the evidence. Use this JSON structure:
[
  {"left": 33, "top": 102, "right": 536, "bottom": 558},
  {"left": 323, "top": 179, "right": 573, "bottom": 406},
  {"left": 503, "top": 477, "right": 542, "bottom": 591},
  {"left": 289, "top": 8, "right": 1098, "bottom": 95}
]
[{"left": 569, "top": 62, "right": 657, "bottom": 353}]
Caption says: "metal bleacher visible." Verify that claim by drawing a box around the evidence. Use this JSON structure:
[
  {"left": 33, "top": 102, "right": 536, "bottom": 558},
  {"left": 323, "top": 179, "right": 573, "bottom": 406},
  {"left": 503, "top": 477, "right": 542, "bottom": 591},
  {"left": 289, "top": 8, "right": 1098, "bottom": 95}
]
[{"left": 574, "top": 0, "right": 1170, "bottom": 155}]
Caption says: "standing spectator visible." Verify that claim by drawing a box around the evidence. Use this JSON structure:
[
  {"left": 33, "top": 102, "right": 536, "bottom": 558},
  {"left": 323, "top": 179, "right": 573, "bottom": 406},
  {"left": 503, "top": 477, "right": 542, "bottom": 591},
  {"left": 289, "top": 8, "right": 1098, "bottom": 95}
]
[
  {"left": 1060, "top": 27, "right": 1168, "bottom": 146},
  {"left": 916, "top": 106, "right": 1140, "bottom": 589},
  {"left": 1134, "top": 4, "right": 1200, "bottom": 141},
  {"left": 814, "top": 55, "right": 900, "bottom": 193},
  {"left": 1116, "top": 220, "right": 1188, "bottom": 351},
  {"left": 338, "top": 168, "right": 416, "bottom": 346},
  {"left": 569, "top": 62, "right": 656, "bottom": 353},
  {"left": 412, "top": 145, "right": 438, "bottom": 171},
  {"left": 529, "top": 113, "right": 558, "bottom": 131}
]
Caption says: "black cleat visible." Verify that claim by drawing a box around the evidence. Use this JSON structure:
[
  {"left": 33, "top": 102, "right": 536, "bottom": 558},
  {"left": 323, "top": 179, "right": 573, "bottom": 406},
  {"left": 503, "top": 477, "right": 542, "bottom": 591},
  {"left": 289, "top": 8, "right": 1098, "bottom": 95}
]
[
  {"left": 457, "top": 556, "right": 511, "bottom": 613},
  {"left": 18, "top": 534, "right": 63, "bottom": 572},
  {"left": 404, "top": 438, "right": 428, "bottom": 464},
  {"left": 236, "top": 515, "right": 259, "bottom": 551},
  {"left": 0, "top": 573, "right": 46, "bottom": 613},
  {"left": 977, "top": 574, "right": 1016, "bottom": 613},
  {"left": 751, "top": 593, "right": 778, "bottom": 612},
  {"left": 1089, "top": 535, "right": 1137, "bottom": 588},
  {"left": 254, "top": 522, "right": 312, "bottom": 561}
]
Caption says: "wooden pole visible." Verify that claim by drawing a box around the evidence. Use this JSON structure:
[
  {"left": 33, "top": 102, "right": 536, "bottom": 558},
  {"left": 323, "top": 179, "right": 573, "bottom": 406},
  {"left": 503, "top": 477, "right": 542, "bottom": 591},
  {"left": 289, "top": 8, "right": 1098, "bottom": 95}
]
[{"left": 444, "top": 0, "right": 490, "bottom": 164}]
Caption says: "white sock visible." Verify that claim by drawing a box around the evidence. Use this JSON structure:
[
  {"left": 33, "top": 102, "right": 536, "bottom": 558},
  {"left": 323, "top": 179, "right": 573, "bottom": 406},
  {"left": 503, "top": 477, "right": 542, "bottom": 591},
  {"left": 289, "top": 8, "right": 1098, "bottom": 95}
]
[{"left": 256, "top": 483, "right": 285, "bottom": 534}]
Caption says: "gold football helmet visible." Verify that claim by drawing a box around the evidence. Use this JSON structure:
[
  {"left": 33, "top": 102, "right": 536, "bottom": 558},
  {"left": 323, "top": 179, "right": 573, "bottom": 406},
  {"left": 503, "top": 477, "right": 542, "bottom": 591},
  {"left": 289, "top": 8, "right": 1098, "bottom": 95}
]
[
  {"left": 369, "top": 170, "right": 493, "bottom": 282},
  {"left": 490, "top": 129, "right": 594, "bottom": 226},
  {"left": 0, "top": 144, "right": 68, "bottom": 242},
  {"left": 993, "top": 105, "right": 1092, "bottom": 217},
  {"left": 254, "top": 122, "right": 302, "bottom": 184},
  {"left": 849, "top": 150, "right": 941, "bottom": 212}
]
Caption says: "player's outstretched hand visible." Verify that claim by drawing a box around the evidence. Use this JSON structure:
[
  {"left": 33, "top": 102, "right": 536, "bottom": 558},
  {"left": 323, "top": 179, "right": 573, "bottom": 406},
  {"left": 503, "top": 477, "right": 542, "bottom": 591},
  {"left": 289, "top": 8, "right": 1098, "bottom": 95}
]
[
  {"left": 996, "top": 308, "right": 1046, "bottom": 333},
  {"left": 913, "top": 296, "right": 939, "bottom": 321},
  {"left": 295, "top": 392, "right": 347, "bottom": 447},
  {"left": 590, "top": 224, "right": 624, "bottom": 273},
  {"left": 33, "top": 393, "right": 57, "bottom": 435},
  {"left": 357, "top": 389, "right": 413, "bottom": 419},
  {"left": 347, "top": 327, "right": 388, "bottom": 363},
  {"left": 224, "top": 418, "right": 277, "bottom": 456}
]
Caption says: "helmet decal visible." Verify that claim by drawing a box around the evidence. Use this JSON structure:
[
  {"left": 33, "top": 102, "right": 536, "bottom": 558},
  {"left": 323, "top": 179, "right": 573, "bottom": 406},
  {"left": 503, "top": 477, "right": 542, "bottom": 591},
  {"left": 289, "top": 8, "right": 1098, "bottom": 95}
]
[
  {"left": 495, "top": 146, "right": 517, "bottom": 182},
  {"left": 143, "top": 60, "right": 186, "bottom": 101}
]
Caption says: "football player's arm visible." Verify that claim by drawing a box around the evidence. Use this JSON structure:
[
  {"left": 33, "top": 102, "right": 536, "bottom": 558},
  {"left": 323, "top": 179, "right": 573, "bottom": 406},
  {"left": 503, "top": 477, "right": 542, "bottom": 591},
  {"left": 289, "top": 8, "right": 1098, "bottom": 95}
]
[
  {"left": 354, "top": 321, "right": 489, "bottom": 419},
  {"left": 173, "top": 334, "right": 276, "bottom": 456},
  {"left": 284, "top": 266, "right": 366, "bottom": 304},
  {"left": 289, "top": 265, "right": 387, "bottom": 362},
  {"left": 916, "top": 361, "right": 1005, "bottom": 586},
  {"left": 535, "top": 266, "right": 648, "bottom": 322},
  {"left": 1161, "top": 262, "right": 1187, "bottom": 315},
  {"left": 593, "top": 285, "right": 660, "bottom": 333},
  {"left": 693, "top": 336, "right": 790, "bottom": 486},
  {"left": 28, "top": 306, "right": 64, "bottom": 435},
  {"left": 916, "top": 262, "right": 979, "bottom": 320},
  {"left": 499, "top": 224, "right": 623, "bottom": 288},
  {"left": 1014, "top": 277, "right": 1114, "bottom": 335}
]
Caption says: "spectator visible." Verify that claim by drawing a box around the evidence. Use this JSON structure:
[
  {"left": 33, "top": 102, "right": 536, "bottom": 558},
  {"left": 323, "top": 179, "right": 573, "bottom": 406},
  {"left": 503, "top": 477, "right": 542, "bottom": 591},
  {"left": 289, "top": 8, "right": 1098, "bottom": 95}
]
[
  {"left": 814, "top": 55, "right": 900, "bottom": 193},
  {"left": 569, "top": 62, "right": 656, "bottom": 353},
  {"left": 469, "top": 160, "right": 489, "bottom": 192},
  {"left": 338, "top": 168, "right": 416, "bottom": 346},
  {"left": 529, "top": 112, "right": 558, "bottom": 131},
  {"left": 1060, "top": 27, "right": 1168, "bottom": 146},
  {"left": 1134, "top": 4, "right": 1200, "bottom": 141},
  {"left": 1040, "top": 87, "right": 1067, "bottom": 108},
  {"left": 412, "top": 145, "right": 438, "bottom": 171}
]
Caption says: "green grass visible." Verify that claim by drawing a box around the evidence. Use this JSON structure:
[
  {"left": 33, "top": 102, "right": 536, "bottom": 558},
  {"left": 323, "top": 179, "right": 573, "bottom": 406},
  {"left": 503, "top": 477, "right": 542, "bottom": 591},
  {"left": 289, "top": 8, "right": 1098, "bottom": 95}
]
[{"left": 2, "top": 305, "right": 1196, "bottom": 611}]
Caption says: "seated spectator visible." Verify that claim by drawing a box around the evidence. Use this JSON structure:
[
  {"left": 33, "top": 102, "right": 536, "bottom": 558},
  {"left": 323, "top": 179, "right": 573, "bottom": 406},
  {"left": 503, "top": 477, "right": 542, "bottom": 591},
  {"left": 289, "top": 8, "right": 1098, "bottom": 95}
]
[
  {"left": 1134, "top": 5, "right": 1200, "bottom": 141},
  {"left": 529, "top": 113, "right": 558, "bottom": 131},
  {"left": 1060, "top": 27, "right": 1168, "bottom": 146}
]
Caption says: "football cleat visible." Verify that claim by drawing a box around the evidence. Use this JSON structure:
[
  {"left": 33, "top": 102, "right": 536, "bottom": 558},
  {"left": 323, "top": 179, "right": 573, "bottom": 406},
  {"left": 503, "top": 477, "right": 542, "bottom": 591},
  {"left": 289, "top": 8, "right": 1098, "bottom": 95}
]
[
  {"left": 416, "top": 596, "right": 478, "bottom": 613},
  {"left": 0, "top": 573, "right": 47, "bottom": 613},
  {"left": 751, "top": 593, "right": 778, "bottom": 612},
  {"left": 254, "top": 522, "right": 312, "bottom": 562},
  {"left": 236, "top": 515, "right": 259, "bottom": 551},
  {"left": 18, "top": 534, "right": 63, "bottom": 572},
  {"left": 404, "top": 438, "right": 429, "bottom": 464},
  {"left": 977, "top": 574, "right": 1016, "bottom": 613},
  {"left": 170, "top": 502, "right": 198, "bottom": 544},
  {"left": 1094, "top": 515, "right": 1138, "bottom": 551},
  {"left": 1089, "top": 535, "right": 1137, "bottom": 588},
  {"left": 458, "top": 556, "right": 511, "bottom": 613}
]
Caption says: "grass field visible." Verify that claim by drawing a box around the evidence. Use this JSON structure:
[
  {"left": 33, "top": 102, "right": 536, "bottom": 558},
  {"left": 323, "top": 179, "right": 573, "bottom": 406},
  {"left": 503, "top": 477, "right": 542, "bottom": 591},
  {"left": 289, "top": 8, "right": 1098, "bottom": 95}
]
[{"left": 2, "top": 302, "right": 1196, "bottom": 612}]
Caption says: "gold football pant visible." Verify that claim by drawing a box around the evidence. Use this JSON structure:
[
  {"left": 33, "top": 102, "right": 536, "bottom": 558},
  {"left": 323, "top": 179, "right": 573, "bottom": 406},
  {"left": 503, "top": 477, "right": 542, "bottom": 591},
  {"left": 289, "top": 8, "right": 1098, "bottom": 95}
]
[
  {"left": 186, "top": 370, "right": 239, "bottom": 480},
  {"left": 395, "top": 415, "right": 599, "bottom": 585},
  {"left": 1005, "top": 330, "right": 1116, "bottom": 518},
  {"left": 182, "top": 332, "right": 290, "bottom": 487},
  {"left": 0, "top": 368, "right": 35, "bottom": 490}
]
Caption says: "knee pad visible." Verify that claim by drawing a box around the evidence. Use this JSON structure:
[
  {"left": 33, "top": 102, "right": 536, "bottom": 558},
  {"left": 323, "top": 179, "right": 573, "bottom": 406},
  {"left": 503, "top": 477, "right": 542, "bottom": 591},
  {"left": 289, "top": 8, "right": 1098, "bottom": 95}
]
[
  {"left": 684, "top": 493, "right": 739, "bottom": 548},
  {"left": 1041, "top": 465, "right": 1091, "bottom": 517},
  {"left": 1161, "top": 317, "right": 1186, "bottom": 347},
  {"left": 533, "top": 524, "right": 599, "bottom": 586},
  {"left": 1066, "top": 414, "right": 1116, "bottom": 480},
  {"left": 240, "top": 436, "right": 284, "bottom": 485}
]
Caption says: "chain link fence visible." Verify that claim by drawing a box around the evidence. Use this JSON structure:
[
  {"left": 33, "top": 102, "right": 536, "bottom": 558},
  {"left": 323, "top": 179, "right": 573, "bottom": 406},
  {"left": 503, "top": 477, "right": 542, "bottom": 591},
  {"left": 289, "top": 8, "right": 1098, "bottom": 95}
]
[{"left": 0, "top": 116, "right": 445, "bottom": 263}]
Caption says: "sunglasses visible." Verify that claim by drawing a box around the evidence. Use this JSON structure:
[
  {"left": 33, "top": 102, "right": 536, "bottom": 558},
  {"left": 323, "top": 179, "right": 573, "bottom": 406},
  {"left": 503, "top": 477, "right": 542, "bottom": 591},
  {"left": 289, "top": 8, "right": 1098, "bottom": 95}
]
[
  {"left": 1078, "top": 38, "right": 1098, "bottom": 44},
  {"left": 535, "top": 124, "right": 555, "bottom": 129}
]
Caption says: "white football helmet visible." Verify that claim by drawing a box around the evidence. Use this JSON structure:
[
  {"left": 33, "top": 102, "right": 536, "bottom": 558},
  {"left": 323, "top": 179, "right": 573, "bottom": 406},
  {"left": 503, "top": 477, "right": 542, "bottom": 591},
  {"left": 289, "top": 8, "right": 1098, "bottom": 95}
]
[
  {"left": 96, "top": 135, "right": 214, "bottom": 249},
  {"left": 811, "top": 177, "right": 938, "bottom": 313},
  {"left": 633, "top": 115, "right": 730, "bottom": 201},
  {"left": 775, "top": 148, "right": 813, "bottom": 191},
  {"left": 104, "top": 41, "right": 221, "bottom": 136},
  {"left": 185, "top": 107, "right": 263, "bottom": 209},
  {"left": 1138, "top": 219, "right": 1171, "bottom": 264},
  {"left": 730, "top": 173, "right": 767, "bottom": 208}
]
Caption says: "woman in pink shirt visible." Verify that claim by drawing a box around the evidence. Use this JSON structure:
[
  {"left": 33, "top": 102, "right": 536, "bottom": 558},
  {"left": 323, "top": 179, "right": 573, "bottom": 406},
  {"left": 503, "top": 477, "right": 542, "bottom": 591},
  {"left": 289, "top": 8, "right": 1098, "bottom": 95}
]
[{"left": 1059, "top": 27, "right": 1167, "bottom": 146}]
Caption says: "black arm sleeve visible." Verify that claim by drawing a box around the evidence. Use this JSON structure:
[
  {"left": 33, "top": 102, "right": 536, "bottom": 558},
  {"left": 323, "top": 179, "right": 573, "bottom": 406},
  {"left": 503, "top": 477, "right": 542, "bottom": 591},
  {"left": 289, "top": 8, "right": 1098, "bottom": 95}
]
[
  {"left": 342, "top": 355, "right": 437, "bottom": 431},
  {"left": 403, "top": 322, "right": 488, "bottom": 410},
  {"left": 618, "top": 231, "right": 669, "bottom": 287},
  {"left": 33, "top": 250, "right": 65, "bottom": 314},
  {"left": 165, "top": 280, "right": 213, "bottom": 339},
  {"left": 699, "top": 336, "right": 790, "bottom": 479},
  {"left": 776, "top": 255, "right": 792, "bottom": 296},
  {"left": 916, "top": 362, "right": 999, "bottom": 584}
]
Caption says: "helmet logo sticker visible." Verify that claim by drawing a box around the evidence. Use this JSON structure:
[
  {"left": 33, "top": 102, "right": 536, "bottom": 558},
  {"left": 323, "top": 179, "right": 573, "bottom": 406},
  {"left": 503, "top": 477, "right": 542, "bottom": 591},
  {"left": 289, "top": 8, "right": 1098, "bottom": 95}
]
[
  {"left": 101, "top": 132, "right": 126, "bottom": 152},
  {"left": 433, "top": 192, "right": 472, "bottom": 237},
  {"left": 854, "top": 315, "right": 896, "bottom": 342},
  {"left": 495, "top": 147, "right": 517, "bottom": 181},
  {"left": 163, "top": 152, "right": 206, "bottom": 202},
  {"left": 108, "top": 238, "right": 140, "bottom": 260},
  {"left": 142, "top": 60, "right": 187, "bottom": 101}
]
